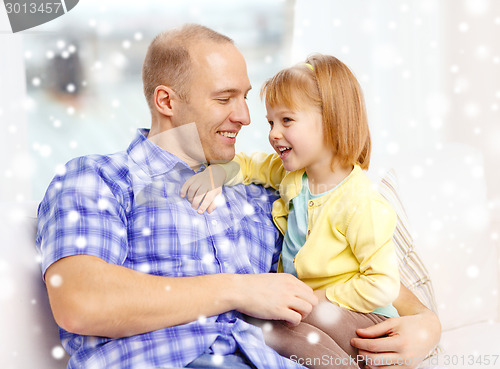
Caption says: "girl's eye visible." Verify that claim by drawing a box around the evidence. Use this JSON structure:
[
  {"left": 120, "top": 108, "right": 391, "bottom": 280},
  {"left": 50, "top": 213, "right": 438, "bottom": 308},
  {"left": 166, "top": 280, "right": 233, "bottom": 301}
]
[
  {"left": 283, "top": 117, "right": 292, "bottom": 123},
  {"left": 268, "top": 120, "right": 274, "bottom": 127}
]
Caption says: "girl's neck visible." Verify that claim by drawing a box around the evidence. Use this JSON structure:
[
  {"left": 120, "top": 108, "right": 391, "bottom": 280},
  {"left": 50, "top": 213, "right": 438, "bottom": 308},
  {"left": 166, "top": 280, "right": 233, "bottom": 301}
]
[{"left": 306, "top": 162, "right": 354, "bottom": 195}]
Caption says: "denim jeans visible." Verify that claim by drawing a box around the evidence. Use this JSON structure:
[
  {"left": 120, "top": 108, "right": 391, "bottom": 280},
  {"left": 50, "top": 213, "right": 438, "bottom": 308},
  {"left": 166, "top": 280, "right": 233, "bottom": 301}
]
[{"left": 185, "top": 352, "right": 257, "bottom": 369}]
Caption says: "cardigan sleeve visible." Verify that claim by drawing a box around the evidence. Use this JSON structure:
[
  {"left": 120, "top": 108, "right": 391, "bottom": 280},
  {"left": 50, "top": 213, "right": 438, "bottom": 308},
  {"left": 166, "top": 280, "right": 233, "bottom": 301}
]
[
  {"left": 325, "top": 198, "right": 400, "bottom": 312},
  {"left": 222, "top": 152, "right": 287, "bottom": 191}
]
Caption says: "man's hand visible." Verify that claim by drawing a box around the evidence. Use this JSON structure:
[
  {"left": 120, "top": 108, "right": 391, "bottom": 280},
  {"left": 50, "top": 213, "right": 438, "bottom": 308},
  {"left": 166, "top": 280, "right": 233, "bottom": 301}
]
[
  {"left": 234, "top": 273, "right": 318, "bottom": 326},
  {"left": 351, "top": 310, "right": 441, "bottom": 369},
  {"left": 180, "top": 165, "right": 226, "bottom": 214}
]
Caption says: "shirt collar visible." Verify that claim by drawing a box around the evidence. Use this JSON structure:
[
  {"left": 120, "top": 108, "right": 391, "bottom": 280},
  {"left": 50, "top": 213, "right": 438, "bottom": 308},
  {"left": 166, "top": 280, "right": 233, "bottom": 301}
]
[{"left": 127, "top": 129, "right": 201, "bottom": 177}]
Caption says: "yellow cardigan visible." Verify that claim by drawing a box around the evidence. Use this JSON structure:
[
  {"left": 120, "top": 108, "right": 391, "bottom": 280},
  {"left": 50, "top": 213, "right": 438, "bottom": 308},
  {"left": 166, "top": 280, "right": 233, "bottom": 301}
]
[{"left": 226, "top": 152, "right": 400, "bottom": 313}]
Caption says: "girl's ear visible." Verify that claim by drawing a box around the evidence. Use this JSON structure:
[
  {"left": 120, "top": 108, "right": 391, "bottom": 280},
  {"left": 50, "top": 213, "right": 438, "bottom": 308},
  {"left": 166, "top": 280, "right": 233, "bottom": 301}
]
[{"left": 153, "top": 85, "right": 177, "bottom": 117}]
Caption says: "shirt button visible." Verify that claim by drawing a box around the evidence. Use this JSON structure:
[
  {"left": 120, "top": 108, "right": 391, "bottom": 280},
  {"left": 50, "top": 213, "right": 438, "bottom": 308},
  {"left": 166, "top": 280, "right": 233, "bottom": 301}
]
[
  {"left": 308, "top": 200, "right": 314, "bottom": 207},
  {"left": 211, "top": 219, "right": 218, "bottom": 226}
]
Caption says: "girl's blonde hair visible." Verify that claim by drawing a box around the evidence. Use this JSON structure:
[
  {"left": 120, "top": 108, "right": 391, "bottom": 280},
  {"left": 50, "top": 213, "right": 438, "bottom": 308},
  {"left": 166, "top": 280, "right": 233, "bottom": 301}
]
[{"left": 261, "top": 54, "right": 371, "bottom": 170}]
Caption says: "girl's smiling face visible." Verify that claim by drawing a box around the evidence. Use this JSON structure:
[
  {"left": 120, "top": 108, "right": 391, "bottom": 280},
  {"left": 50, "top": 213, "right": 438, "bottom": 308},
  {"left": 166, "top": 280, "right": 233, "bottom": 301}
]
[{"left": 266, "top": 103, "right": 333, "bottom": 174}]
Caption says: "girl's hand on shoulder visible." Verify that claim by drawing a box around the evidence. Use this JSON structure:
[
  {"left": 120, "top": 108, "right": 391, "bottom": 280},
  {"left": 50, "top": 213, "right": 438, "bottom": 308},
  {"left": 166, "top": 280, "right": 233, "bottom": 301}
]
[{"left": 180, "top": 165, "right": 226, "bottom": 214}]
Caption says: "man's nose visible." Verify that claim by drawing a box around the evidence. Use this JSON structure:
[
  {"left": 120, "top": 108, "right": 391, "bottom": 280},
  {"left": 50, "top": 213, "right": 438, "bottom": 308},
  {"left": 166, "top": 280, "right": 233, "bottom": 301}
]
[{"left": 230, "top": 98, "right": 251, "bottom": 126}]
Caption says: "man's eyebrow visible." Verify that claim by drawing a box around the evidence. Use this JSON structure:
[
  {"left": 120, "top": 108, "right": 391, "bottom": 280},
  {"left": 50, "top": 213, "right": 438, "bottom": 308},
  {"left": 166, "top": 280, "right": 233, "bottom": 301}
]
[{"left": 213, "top": 86, "right": 252, "bottom": 96}]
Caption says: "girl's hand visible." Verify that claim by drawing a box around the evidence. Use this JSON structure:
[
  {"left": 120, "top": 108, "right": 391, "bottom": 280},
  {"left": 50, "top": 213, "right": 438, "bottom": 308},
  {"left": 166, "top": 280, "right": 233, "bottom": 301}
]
[{"left": 180, "top": 165, "right": 226, "bottom": 214}]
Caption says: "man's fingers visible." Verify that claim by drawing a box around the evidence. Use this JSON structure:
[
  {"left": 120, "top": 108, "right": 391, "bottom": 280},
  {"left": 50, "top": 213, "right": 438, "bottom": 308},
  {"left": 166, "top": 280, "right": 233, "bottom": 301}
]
[
  {"left": 281, "top": 309, "right": 303, "bottom": 326},
  {"left": 351, "top": 335, "right": 395, "bottom": 354},
  {"left": 355, "top": 317, "right": 395, "bottom": 338},
  {"left": 287, "top": 298, "right": 314, "bottom": 319}
]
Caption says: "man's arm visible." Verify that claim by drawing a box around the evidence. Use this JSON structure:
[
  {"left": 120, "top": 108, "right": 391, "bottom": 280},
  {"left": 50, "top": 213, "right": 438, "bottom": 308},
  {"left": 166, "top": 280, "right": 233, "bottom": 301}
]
[
  {"left": 45, "top": 255, "right": 317, "bottom": 339},
  {"left": 350, "top": 283, "right": 441, "bottom": 369}
]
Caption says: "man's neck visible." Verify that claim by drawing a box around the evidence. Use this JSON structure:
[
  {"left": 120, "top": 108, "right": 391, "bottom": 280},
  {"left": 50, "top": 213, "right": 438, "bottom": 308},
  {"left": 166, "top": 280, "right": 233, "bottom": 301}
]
[{"left": 147, "top": 122, "right": 206, "bottom": 171}]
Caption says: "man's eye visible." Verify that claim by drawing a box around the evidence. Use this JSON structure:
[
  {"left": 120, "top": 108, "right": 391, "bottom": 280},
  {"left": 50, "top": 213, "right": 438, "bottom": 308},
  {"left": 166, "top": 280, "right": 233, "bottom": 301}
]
[{"left": 218, "top": 98, "right": 230, "bottom": 103}]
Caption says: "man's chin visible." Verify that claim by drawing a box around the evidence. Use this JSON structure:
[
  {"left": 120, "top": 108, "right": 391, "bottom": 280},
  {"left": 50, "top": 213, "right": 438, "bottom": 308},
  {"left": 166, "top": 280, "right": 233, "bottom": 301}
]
[
  {"left": 207, "top": 158, "right": 233, "bottom": 165},
  {"left": 206, "top": 152, "right": 236, "bottom": 165}
]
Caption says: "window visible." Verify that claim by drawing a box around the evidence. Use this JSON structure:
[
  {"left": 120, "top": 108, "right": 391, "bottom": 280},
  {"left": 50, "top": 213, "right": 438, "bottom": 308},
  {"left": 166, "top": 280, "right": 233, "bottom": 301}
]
[{"left": 24, "top": 0, "right": 292, "bottom": 200}]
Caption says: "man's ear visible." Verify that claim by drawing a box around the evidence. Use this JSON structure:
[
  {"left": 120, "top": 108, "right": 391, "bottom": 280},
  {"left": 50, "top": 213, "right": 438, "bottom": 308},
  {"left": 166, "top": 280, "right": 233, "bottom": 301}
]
[{"left": 153, "top": 85, "right": 177, "bottom": 117}]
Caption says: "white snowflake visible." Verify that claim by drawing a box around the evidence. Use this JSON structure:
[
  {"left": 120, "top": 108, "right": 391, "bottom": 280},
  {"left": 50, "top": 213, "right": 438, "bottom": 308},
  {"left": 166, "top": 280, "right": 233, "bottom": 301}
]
[
  {"left": 97, "top": 198, "right": 109, "bottom": 210},
  {"left": 52, "top": 345, "right": 66, "bottom": 360},
  {"left": 307, "top": 332, "right": 320, "bottom": 344},
  {"left": 458, "top": 22, "right": 469, "bottom": 32},
  {"left": 243, "top": 203, "right": 254, "bottom": 215},
  {"left": 261, "top": 322, "right": 273, "bottom": 333},
  {"left": 75, "top": 236, "right": 87, "bottom": 249},
  {"left": 211, "top": 354, "right": 224, "bottom": 366},
  {"left": 67, "top": 210, "right": 79, "bottom": 223},
  {"left": 137, "top": 263, "right": 151, "bottom": 274},
  {"left": 466, "top": 265, "right": 480, "bottom": 279},
  {"left": 49, "top": 274, "right": 63, "bottom": 288}
]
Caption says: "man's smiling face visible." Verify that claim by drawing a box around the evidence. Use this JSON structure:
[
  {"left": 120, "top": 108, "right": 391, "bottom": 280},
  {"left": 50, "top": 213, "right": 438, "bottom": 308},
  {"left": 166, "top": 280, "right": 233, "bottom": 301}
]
[{"left": 174, "top": 41, "right": 252, "bottom": 164}]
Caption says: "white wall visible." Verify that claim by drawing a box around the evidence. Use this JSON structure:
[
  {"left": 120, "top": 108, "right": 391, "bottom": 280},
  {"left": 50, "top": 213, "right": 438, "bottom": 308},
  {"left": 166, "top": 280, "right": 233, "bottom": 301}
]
[{"left": 0, "top": 11, "right": 31, "bottom": 202}]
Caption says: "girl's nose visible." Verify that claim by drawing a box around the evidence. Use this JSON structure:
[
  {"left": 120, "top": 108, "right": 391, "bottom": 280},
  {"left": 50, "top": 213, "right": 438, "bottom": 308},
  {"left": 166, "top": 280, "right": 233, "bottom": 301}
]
[{"left": 269, "top": 125, "right": 282, "bottom": 140}]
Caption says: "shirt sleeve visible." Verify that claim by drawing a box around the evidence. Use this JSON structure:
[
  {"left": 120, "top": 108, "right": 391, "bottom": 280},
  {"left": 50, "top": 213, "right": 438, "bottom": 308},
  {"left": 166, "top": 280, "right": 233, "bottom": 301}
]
[
  {"left": 35, "top": 156, "right": 129, "bottom": 278},
  {"left": 223, "top": 152, "right": 287, "bottom": 190},
  {"left": 325, "top": 198, "right": 400, "bottom": 312}
]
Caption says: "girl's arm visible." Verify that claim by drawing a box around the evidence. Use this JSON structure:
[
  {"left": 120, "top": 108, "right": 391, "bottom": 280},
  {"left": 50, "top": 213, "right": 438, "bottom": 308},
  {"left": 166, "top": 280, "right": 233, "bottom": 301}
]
[
  {"left": 181, "top": 152, "right": 287, "bottom": 213},
  {"left": 325, "top": 199, "right": 401, "bottom": 312},
  {"left": 228, "top": 152, "right": 286, "bottom": 189}
]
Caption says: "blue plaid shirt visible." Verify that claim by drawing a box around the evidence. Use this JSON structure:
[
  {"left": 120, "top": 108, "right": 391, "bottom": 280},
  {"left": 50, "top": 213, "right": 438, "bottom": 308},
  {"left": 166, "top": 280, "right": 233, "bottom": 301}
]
[{"left": 36, "top": 129, "right": 306, "bottom": 369}]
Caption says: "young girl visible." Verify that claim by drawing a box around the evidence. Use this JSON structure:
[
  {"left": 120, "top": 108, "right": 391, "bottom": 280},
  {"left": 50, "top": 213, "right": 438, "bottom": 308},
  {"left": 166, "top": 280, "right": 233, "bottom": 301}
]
[{"left": 181, "top": 54, "right": 400, "bottom": 368}]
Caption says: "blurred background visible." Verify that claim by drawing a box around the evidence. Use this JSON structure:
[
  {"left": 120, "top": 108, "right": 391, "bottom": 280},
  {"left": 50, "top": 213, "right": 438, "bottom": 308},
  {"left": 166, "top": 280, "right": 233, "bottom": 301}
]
[{"left": 1, "top": 0, "right": 499, "bottom": 350}]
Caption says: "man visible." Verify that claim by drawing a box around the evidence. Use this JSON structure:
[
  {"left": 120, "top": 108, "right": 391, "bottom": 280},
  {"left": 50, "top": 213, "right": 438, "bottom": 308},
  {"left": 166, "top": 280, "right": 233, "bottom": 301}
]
[{"left": 36, "top": 24, "right": 440, "bottom": 369}]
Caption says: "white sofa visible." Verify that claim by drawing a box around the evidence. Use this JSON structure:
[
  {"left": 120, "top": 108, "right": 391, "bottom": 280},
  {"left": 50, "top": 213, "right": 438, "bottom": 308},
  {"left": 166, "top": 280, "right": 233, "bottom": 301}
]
[
  {"left": 0, "top": 201, "right": 69, "bottom": 368},
  {"left": 1, "top": 143, "right": 499, "bottom": 368},
  {"left": 372, "top": 143, "right": 500, "bottom": 369}
]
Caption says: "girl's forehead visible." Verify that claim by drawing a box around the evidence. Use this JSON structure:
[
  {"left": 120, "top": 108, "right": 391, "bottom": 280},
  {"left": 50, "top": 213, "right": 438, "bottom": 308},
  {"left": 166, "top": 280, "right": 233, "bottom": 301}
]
[
  {"left": 266, "top": 104, "right": 294, "bottom": 114},
  {"left": 266, "top": 103, "right": 321, "bottom": 117}
]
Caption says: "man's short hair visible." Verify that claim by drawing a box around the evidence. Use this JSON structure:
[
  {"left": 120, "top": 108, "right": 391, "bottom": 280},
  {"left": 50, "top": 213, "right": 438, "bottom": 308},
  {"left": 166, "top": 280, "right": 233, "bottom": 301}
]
[{"left": 142, "top": 24, "right": 234, "bottom": 111}]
